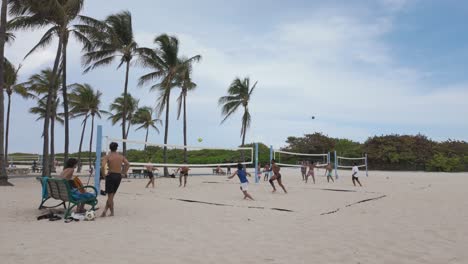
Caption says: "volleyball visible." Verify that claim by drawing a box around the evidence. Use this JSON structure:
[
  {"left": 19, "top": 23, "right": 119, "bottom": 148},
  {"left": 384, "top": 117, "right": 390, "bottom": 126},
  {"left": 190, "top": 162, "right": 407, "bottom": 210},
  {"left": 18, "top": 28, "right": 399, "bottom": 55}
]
[
  {"left": 198, "top": 137, "right": 203, "bottom": 142},
  {"left": 85, "top": 210, "right": 96, "bottom": 221}
]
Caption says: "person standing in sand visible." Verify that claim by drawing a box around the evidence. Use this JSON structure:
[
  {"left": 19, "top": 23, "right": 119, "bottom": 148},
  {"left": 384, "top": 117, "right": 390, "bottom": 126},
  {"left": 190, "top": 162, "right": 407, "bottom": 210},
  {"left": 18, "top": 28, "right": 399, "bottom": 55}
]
[
  {"left": 176, "top": 165, "right": 190, "bottom": 187},
  {"left": 100, "top": 142, "right": 130, "bottom": 217},
  {"left": 352, "top": 162, "right": 363, "bottom": 187},
  {"left": 263, "top": 163, "right": 270, "bottom": 181},
  {"left": 300, "top": 161, "right": 307, "bottom": 181},
  {"left": 305, "top": 162, "right": 316, "bottom": 184},
  {"left": 269, "top": 159, "right": 287, "bottom": 193},
  {"left": 145, "top": 162, "right": 159, "bottom": 188},
  {"left": 324, "top": 163, "right": 334, "bottom": 183},
  {"left": 228, "top": 163, "right": 254, "bottom": 200}
]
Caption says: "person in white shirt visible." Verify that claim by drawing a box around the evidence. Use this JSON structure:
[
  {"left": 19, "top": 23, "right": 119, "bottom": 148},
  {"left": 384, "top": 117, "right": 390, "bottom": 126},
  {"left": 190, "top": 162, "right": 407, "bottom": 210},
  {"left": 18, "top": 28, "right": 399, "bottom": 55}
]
[{"left": 352, "top": 162, "right": 362, "bottom": 187}]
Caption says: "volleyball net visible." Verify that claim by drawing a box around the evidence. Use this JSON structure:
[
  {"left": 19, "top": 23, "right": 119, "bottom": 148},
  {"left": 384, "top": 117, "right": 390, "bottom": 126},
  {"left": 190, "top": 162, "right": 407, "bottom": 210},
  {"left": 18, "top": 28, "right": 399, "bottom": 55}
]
[
  {"left": 273, "top": 149, "right": 330, "bottom": 168},
  {"left": 334, "top": 151, "right": 368, "bottom": 178},
  {"left": 104, "top": 137, "right": 254, "bottom": 168}
]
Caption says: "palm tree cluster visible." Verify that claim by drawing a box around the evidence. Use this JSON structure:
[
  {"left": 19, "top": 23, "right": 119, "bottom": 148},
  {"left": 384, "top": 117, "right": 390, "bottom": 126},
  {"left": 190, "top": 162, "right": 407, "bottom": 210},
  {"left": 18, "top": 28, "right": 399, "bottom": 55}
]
[{"left": 0, "top": 0, "right": 256, "bottom": 184}]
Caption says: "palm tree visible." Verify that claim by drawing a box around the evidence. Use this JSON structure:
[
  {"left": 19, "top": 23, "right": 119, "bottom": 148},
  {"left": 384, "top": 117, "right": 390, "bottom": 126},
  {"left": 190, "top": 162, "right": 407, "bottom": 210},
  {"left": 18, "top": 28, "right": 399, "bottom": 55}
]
[
  {"left": 9, "top": 0, "right": 85, "bottom": 175},
  {"left": 3, "top": 59, "right": 34, "bottom": 161},
  {"left": 78, "top": 10, "right": 149, "bottom": 156},
  {"left": 69, "top": 83, "right": 105, "bottom": 172},
  {"left": 133, "top": 107, "right": 162, "bottom": 149},
  {"left": 0, "top": 0, "right": 9, "bottom": 185},
  {"left": 108, "top": 94, "right": 139, "bottom": 139},
  {"left": 176, "top": 62, "right": 198, "bottom": 163},
  {"left": 22, "top": 68, "right": 62, "bottom": 172},
  {"left": 138, "top": 34, "right": 201, "bottom": 175},
  {"left": 10, "top": 0, "right": 87, "bottom": 163},
  {"left": 218, "top": 77, "right": 257, "bottom": 159}
]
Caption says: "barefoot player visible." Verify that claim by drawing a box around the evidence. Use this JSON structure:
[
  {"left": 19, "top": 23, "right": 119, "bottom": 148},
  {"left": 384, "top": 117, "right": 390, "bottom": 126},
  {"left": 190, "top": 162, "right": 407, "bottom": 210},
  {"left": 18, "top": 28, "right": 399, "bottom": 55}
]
[
  {"left": 305, "top": 162, "right": 316, "bottom": 184},
  {"left": 269, "top": 159, "right": 287, "bottom": 193},
  {"left": 228, "top": 163, "right": 254, "bottom": 200},
  {"left": 176, "top": 165, "right": 190, "bottom": 187},
  {"left": 324, "top": 163, "right": 334, "bottom": 183},
  {"left": 352, "top": 162, "right": 363, "bottom": 187},
  {"left": 100, "top": 142, "right": 130, "bottom": 217}
]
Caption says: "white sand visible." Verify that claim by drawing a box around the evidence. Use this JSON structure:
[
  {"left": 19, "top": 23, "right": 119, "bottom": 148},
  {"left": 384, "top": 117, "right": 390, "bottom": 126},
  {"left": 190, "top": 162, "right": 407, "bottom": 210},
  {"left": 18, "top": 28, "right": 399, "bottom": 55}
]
[{"left": 1, "top": 169, "right": 467, "bottom": 264}]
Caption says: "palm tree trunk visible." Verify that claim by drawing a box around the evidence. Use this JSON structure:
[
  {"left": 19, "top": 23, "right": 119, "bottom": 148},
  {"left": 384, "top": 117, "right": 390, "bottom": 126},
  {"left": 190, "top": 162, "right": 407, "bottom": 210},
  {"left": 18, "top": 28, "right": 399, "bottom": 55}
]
[
  {"left": 126, "top": 118, "right": 131, "bottom": 139},
  {"left": 183, "top": 94, "right": 188, "bottom": 163},
  {"left": 122, "top": 61, "right": 130, "bottom": 156},
  {"left": 0, "top": 0, "right": 10, "bottom": 185},
  {"left": 77, "top": 116, "right": 88, "bottom": 173},
  {"left": 144, "top": 127, "right": 149, "bottom": 150},
  {"left": 241, "top": 109, "right": 247, "bottom": 163},
  {"left": 163, "top": 90, "right": 171, "bottom": 176},
  {"left": 62, "top": 35, "right": 70, "bottom": 162},
  {"left": 5, "top": 92, "right": 11, "bottom": 161},
  {"left": 50, "top": 116, "right": 55, "bottom": 174},
  {"left": 41, "top": 37, "right": 63, "bottom": 177},
  {"left": 88, "top": 114, "right": 95, "bottom": 171}
]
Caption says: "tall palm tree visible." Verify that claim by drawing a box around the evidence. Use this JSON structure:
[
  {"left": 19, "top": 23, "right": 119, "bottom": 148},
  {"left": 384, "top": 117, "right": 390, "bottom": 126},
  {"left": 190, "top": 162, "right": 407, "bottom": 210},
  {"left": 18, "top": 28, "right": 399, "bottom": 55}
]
[
  {"left": 108, "top": 93, "right": 139, "bottom": 139},
  {"left": 22, "top": 68, "right": 62, "bottom": 172},
  {"left": 9, "top": 0, "right": 85, "bottom": 175},
  {"left": 0, "top": 0, "right": 9, "bottom": 185},
  {"left": 29, "top": 97, "right": 63, "bottom": 169},
  {"left": 218, "top": 77, "right": 257, "bottom": 159},
  {"left": 138, "top": 34, "right": 201, "bottom": 175},
  {"left": 10, "top": 0, "right": 87, "bottom": 163},
  {"left": 69, "top": 83, "right": 105, "bottom": 172},
  {"left": 3, "top": 59, "right": 34, "bottom": 161},
  {"left": 176, "top": 62, "right": 198, "bottom": 163},
  {"left": 133, "top": 107, "right": 162, "bottom": 149},
  {"left": 78, "top": 10, "right": 149, "bottom": 156}
]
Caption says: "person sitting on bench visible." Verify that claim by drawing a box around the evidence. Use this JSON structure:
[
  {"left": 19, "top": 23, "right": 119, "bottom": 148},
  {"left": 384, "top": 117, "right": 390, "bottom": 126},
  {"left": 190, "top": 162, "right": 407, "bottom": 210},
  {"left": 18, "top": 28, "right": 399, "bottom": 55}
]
[{"left": 59, "top": 158, "right": 95, "bottom": 213}]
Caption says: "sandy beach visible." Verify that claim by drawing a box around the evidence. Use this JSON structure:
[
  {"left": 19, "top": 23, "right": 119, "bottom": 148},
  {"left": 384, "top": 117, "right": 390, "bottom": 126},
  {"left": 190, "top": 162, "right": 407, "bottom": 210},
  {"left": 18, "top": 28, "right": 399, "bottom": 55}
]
[{"left": 1, "top": 169, "right": 467, "bottom": 264}]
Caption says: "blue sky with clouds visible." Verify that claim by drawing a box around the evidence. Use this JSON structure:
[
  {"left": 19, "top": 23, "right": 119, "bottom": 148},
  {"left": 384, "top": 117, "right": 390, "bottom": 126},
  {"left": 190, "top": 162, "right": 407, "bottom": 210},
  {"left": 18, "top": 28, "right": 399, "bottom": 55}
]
[{"left": 6, "top": 0, "right": 468, "bottom": 154}]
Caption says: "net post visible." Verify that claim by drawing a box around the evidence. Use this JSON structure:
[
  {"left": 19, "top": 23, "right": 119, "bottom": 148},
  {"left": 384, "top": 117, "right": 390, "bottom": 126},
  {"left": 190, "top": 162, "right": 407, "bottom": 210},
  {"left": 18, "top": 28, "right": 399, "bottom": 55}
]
[
  {"left": 334, "top": 151, "right": 339, "bottom": 179},
  {"left": 327, "top": 152, "right": 331, "bottom": 164},
  {"left": 255, "top": 143, "right": 259, "bottom": 183},
  {"left": 365, "top": 153, "right": 369, "bottom": 177},
  {"left": 94, "top": 125, "right": 102, "bottom": 193},
  {"left": 269, "top": 146, "right": 273, "bottom": 180}
]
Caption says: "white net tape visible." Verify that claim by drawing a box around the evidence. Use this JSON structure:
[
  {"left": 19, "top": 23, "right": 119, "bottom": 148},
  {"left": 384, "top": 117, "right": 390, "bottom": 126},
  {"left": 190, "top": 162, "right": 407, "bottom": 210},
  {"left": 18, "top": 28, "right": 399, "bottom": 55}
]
[
  {"left": 273, "top": 150, "right": 329, "bottom": 168},
  {"left": 336, "top": 155, "right": 367, "bottom": 168}
]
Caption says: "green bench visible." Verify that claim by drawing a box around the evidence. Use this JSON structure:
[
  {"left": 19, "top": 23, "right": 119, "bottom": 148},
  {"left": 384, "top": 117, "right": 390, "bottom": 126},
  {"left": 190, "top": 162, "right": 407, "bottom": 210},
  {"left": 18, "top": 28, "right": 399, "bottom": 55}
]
[{"left": 39, "top": 177, "right": 98, "bottom": 218}]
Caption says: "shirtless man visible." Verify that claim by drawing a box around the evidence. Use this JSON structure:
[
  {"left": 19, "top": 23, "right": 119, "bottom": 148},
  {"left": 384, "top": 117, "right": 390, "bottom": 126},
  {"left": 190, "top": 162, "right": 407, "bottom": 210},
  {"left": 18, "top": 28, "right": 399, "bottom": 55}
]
[
  {"left": 176, "top": 165, "right": 190, "bottom": 187},
  {"left": 269, "top": 159, "right": 287, "bottom": 193},
  {"left": 145, "top": 162, "right": 159, "bottom": 188},
  {"left": 100, "top": 142, "right": 129, "bottom": 217},
  {"left": 305, "top": 162, "right": 316, "bottom": 184},
  {"left": 324, "top": 163, "right": 334, "bottom": 183}
]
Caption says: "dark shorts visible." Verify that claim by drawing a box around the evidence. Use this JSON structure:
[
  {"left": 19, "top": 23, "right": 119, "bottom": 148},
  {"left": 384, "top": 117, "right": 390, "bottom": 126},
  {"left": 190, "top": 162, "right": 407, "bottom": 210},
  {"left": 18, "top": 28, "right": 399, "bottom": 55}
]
[
  {"left": 182, "top": 172, "right": 188, "bottom": 177},
  {"left": 147, "top": 171, "right": 154, "bottom": 179},
  {"left": 105, "top": 173, "right": 122, "bottom": 194}
]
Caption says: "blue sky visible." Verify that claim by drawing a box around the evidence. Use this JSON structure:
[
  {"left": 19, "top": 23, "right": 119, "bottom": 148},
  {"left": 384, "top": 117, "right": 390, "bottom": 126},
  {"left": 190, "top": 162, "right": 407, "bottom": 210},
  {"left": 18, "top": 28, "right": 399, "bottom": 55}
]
[{"left": 6, "top": 0, "right": 468, "bottom": 154}]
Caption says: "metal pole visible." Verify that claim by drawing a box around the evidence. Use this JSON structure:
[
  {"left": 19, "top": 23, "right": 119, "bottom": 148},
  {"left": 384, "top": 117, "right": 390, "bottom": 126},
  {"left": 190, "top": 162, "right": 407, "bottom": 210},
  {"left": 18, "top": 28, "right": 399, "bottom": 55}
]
[
  {"left": 94, "top": 125, "right": 102, "bottom": 192},
  {"left": 269, "top": 146, "right": 273, "bottom": 180},
  {"left": 334, "top": 151, "right": 338, "bottom": 179},
  {"left": 255, "top": 143, "right": 259, "bottom": 183},
  {"left": 365, "top": 153, "right": 369, "bottom": 177}
]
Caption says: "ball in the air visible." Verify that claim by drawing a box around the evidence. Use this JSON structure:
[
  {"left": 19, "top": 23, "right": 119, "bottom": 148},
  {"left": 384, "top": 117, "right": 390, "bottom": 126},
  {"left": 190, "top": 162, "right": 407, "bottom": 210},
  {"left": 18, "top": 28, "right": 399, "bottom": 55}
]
[
  {"left": 85, "top": 210, "right": 96, "bottom": 221},
  {"left": 311, "top": 116, "right": 315, "bottom": 119},
  {"left": 198, "top": 138, "right": 203, "bottom": 142}
]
